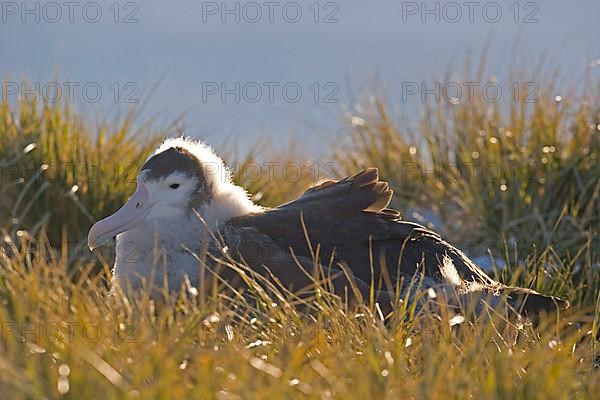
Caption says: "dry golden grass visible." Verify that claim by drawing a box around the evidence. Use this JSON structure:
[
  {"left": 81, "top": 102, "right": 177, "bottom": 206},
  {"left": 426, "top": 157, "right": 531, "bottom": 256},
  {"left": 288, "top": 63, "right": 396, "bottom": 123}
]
[
  {"left": 1, "top": 69, "right": 599, "bottom": 398},
  {"left": 0, "top": 236, "right": 598, "bottom": 399}
]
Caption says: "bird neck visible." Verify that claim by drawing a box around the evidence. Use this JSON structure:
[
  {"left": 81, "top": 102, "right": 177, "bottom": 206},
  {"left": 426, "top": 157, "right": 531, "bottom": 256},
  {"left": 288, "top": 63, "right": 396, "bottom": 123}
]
[
  {"left": 113, "top": 214, "right": 206, "bottom": 292},
  {"left": 112, "top": 182, "right": 261, "bottom": 293},
  {"left": 197, "top": 182, "right": 263, "bottom": 231}
]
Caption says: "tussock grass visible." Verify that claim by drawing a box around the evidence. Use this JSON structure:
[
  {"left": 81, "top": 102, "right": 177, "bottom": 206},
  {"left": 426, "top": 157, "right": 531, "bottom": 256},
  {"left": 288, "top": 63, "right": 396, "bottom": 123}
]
[
  {"left": 0, "top": 100, "right": 161, "bottom": 253},
  {"left": 337, "top": 67, "right": 600, "bottom": 265},
  {"left": 336, "top": 65, "right": 600, "bottom": 312},
  {"left": 0, "top": 100, "right": 311, "bottom": 266},
  {"left": 225, "top": 141, "right": 324, "bottom": 208},
  {"left": 1, "top": 68, "right": 599, "bottom": 398},
  {"left": 0, "top": 238, "right": 598, "bottom": 399}
]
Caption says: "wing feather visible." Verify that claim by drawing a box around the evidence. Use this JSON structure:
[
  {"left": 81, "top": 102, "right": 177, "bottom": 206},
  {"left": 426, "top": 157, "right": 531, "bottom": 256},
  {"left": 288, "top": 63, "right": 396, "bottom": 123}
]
[
  {"left": 226, "top": 168, "right": 492, "bottom": 287},
  {"left": 223, "top": 168, "right": 567, "bottom": 315}
]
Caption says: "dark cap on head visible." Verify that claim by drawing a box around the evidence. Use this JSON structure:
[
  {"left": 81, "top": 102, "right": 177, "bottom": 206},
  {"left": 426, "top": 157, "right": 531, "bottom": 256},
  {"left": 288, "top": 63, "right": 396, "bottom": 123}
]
[
  {"left": 141, "top": 147, "right": 212, "bottom": 205},
  {"left": 142, "top": 147, "right": 203, "bottom": 180}
]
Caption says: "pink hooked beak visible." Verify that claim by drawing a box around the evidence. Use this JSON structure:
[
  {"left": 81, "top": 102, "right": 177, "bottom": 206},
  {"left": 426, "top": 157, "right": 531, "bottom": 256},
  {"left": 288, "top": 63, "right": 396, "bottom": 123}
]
[{"left": 88, "top": 183, "right": 152, "bottom": 250}]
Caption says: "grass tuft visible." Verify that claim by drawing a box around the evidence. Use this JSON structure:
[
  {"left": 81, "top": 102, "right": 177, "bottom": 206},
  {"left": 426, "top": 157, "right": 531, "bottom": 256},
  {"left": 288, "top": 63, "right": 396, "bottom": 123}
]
[{"left": 1, "top": 66, "right": 599, "bottom": 397}]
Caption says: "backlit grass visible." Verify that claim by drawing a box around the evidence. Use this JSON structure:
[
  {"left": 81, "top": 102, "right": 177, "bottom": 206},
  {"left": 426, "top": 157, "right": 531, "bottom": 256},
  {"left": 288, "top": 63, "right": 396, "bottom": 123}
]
[{"left": 1, "top": 68, "right": 599, "bottom": 398}]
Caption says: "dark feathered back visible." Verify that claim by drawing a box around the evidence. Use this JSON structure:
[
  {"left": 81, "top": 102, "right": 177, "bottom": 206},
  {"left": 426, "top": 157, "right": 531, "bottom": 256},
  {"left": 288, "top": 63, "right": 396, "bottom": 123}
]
[{"left": 226, "top": 168, "right": 569, "bottom": 316}]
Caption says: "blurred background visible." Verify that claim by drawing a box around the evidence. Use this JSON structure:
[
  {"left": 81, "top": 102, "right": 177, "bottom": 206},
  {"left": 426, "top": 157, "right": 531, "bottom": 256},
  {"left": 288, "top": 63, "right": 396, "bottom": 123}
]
[
  {"left": 2, "top": 0, "right": 599, "bottom": 152},
  {"left": 1, "top": 0, "right": 599, "bottom": 292},
  {"left": 1, "top": 3, "right": 600, "bottom": 396}
]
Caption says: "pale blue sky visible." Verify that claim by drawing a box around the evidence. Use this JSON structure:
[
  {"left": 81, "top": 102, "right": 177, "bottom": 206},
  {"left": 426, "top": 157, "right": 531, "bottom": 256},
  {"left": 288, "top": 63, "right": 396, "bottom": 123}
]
[{"left": 1, "top": 0, "right": 599, "bottom": 151}]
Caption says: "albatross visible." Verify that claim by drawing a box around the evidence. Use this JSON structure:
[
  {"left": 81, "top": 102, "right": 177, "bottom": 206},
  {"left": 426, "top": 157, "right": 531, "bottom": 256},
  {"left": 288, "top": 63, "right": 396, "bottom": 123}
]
[{"left": 88, "top": 137, "right": 568, "bottom": 316}]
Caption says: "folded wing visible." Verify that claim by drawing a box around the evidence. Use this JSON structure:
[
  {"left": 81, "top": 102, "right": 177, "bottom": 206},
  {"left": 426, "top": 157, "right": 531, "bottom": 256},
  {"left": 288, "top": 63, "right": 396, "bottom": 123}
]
[
  {"left": 225, "top": 168, "right": 568, "bottom": 314},
  {"left": 227, "top": 169, "right": 489, "bottom": 286}
]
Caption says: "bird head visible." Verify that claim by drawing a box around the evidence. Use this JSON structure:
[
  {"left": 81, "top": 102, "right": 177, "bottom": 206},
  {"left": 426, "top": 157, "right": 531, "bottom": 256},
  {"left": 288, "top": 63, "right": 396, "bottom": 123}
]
[{"left": 87, "top": 138, "right": 233, "bottom": 250}]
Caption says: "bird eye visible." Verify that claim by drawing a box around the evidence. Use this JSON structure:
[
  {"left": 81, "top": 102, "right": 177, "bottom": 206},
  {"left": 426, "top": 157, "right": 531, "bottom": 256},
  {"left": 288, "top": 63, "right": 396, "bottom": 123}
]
[{"left": 170, "top": 183, "right": 180, "bottom": 189}]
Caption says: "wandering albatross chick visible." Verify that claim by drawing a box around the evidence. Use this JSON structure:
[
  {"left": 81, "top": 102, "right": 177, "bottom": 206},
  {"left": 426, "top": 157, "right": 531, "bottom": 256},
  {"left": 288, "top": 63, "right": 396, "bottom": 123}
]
[{"left": 88, "top": 137, "right": 568, "bottom": 316}]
